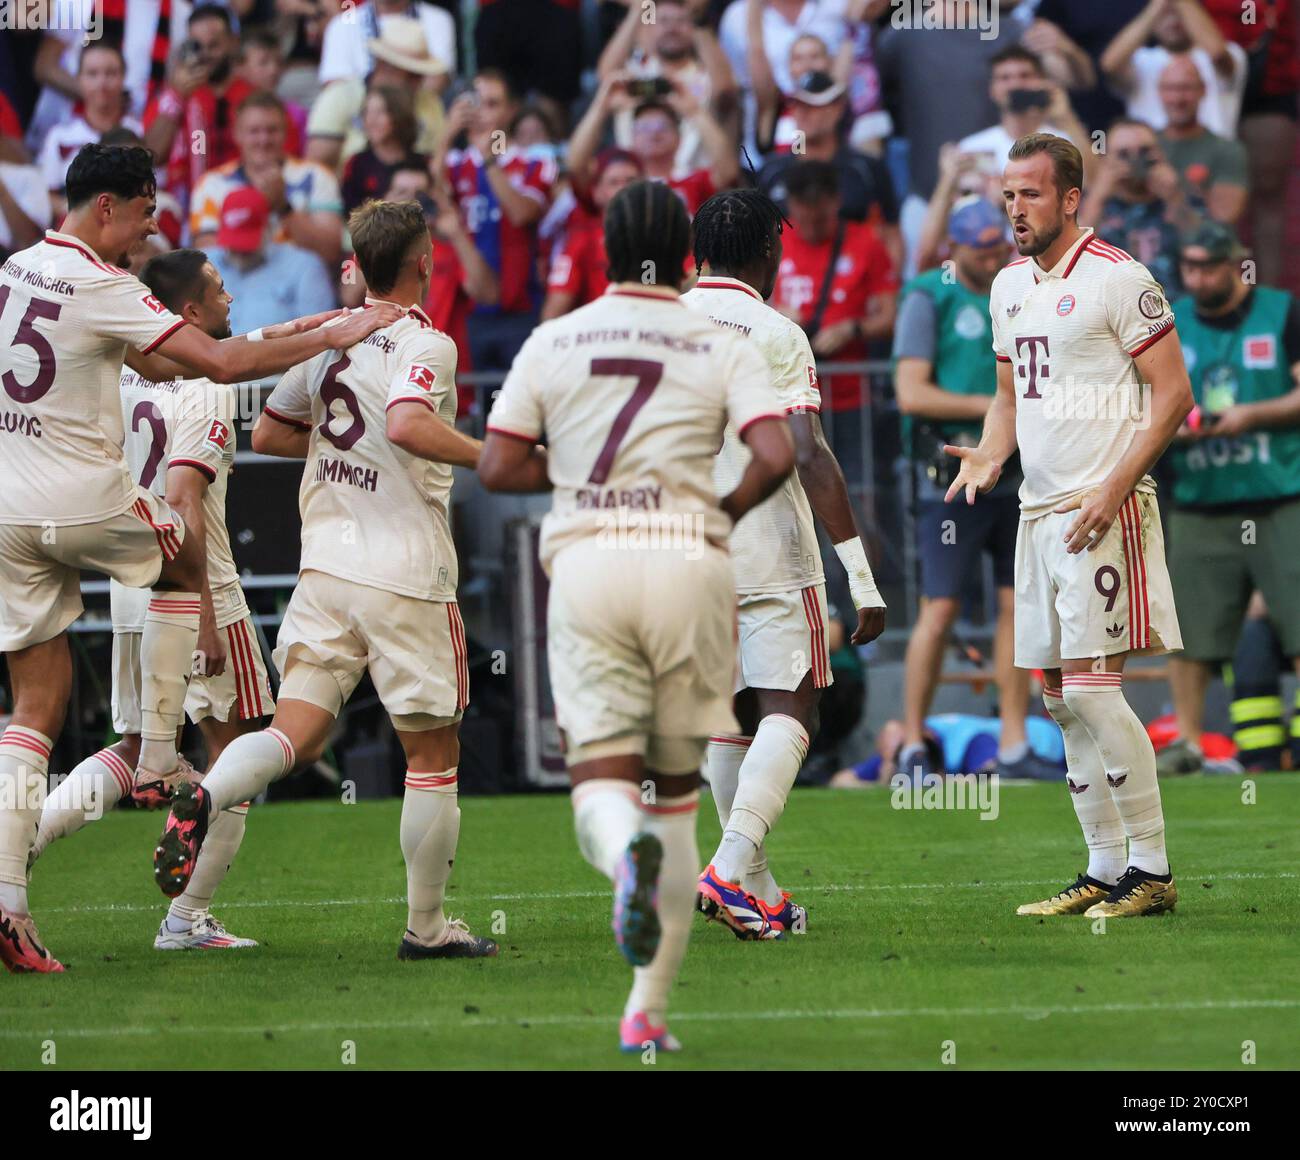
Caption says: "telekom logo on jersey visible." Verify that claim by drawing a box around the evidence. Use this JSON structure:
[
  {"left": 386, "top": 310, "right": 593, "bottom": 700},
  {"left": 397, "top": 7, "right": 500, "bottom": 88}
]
[{"left": 1015, "top": 335, "right": 1151, "bottom": 427}]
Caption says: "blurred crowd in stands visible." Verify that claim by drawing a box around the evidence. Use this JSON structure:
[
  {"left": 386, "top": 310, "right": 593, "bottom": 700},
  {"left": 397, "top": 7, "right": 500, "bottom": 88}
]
[{"left": 2, "top": 0, "right": 1294, "bottom": 390}]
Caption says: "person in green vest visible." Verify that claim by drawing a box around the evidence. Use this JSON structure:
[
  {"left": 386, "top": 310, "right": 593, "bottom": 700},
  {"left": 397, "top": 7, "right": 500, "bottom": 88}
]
[
  {"left": 1159, "top": 221, "right": 1300, "bottom": 775},
  {"left": 893, "top": 198, "right": 1058, "bottom": 780}
]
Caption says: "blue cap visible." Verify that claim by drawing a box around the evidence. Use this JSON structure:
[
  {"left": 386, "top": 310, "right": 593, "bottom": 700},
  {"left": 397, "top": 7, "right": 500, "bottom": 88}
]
[{"left": 948, "top": 198, "right": 1008, "bottom": 248}]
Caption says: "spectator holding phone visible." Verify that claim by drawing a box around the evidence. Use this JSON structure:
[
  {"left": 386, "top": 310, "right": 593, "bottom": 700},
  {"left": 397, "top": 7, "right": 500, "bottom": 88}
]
[
  {"left": 955, "top": 46, "right": 1094, "bottom": 193},
  {"left": 1082, "top": 117, "right": 1194, "bottom": 296},
  {"left": 598, "top": 0, "right": 737, "bottom": 173},
  {"left": 440, "top": 69, "right": 556, "bottom": 371},
  {"left": 567, "top": 70, "right": 738, "bottom": 218},
  {"left": 144, "top": 4, "right": 255, "bottom": 206}
]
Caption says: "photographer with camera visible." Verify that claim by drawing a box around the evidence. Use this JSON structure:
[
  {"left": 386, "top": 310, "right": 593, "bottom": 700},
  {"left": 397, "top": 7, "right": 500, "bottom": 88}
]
[
  {"left": 892, "top": 198, "right": 1059, "bottom": 781},
  {"left": 1158, "top": 222, "right": 1300, "bottom": 775},
  {"left": 1082, "top": 117, "right": 1195, "bottom": 297}
]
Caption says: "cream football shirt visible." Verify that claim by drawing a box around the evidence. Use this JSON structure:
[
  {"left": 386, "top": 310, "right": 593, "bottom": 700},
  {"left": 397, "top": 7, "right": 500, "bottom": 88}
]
[
  {"left": 264, "top": 301, "right": 461, "bottom": 602},
  {"left": 487, "top": 283, "right": 784, "bottom": 574},
  {"left": 0, "top": 231, "right": 188, "bottom": 526},
  {"left": 989, "top": 228, "right": 1177, "bottom": 519},
  {"left": 113, "top": 371, "right": 240, "bottom": 632},
  {"left": 682, "top": 275, "right": 824, "bottom": 595}
]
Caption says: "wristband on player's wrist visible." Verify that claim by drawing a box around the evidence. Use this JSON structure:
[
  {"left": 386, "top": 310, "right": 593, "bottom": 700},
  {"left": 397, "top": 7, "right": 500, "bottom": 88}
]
[
  {"left": 245, "top": 327, "right": 265, "bottom": 343},
  {"left": 834, "top": 536, "right": 886, "bottom": 610}
]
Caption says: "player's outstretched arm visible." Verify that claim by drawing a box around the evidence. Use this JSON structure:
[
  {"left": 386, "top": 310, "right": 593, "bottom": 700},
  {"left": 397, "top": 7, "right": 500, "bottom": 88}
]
[
  {"left": 387, "top": 402, "right": 482, "bottom": 468},
  {"left": 789, "top": 412, "right": 886, "bottom": 644},
  {"left": 1058, "top": 327, "right": 1194, "bottom": 554},
  {"left": 720, "top": 416, "right": 795, "bottom": 525},
  {"left": 142, "top": 302, "right": 404, "bottom": 385},
  {"left": 478, "top": 432, "right": 552, "bottom": 493},
  {"left": 944, "top": 358, "right": 1018, "bottom": 506}
]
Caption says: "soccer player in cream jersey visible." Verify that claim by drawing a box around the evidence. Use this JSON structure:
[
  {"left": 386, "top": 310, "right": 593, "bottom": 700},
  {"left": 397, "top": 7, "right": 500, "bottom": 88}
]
[
  {"left": 945, "top": 133, "right": 1193, "bottom": 918},
  {"left": 479, "top": 181, "right": 794, "bottom": 1052},
  {"left": 30, "top": 249, "right": 274, "bottom": 951},
  {"left": 682, "top": 190, "right": 887, "bottom": 941},
  {"left": 0, "top": 143, "right": 397, "bottom": 973},
  {"left": 152, "top": 199, "right": 498, "bottom": 961}
]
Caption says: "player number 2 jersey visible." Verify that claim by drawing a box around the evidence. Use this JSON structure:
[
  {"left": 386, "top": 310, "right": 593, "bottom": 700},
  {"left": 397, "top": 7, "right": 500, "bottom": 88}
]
[
  {"left": 682, "top": 276, "right": 824, "bottom": 594},
  {"left": 487, "top": 284, "right": 783, "bottom": 574},
  {"left": 264, "top": 302, "right": 461, "bottom": 602},
  {"left": 989, "top": 228, "right": 1177, "bottom": 519},
  {"left": 0, "top": 230, "right": 187, "bottom": 526}
]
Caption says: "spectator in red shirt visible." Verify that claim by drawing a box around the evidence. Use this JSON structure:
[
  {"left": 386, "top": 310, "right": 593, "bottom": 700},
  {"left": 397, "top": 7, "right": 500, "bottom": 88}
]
[
  {"left": 567, "top": 69, "right": 738, "bottom": 219},
  {"left": 340, "top": 162, "right": 501, "bottom": 416},
  {"left": 542, "top": 149, "right": 644, "bottom": 320},
  {"left": 0, "top": 91, "right": 25, "bottom": 163},
  {"left": 771, "top": 159, "right": 899, "bottom": 481},
  {"left": 143, "top": 4, "right": 254, "bottom": 208},
  {"left": 438, "top": 69, "right": 557, "bottom": 371}
]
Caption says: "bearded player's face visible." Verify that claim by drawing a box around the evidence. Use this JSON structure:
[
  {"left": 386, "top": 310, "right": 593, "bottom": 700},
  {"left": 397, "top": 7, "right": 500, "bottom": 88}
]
[{"left": 1002, "top": 154, "right": 1068, "bottom": 258}]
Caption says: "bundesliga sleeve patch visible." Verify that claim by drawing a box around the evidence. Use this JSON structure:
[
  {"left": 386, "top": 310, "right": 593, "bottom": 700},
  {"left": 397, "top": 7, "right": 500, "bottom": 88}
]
[
  {"left": 204, "top": 419, "right": 230, "bottom": 454},
  {"left": 142, "top": 293, "right": 168, "bottom": 315},
  {"left": 407, "top": 364, "right": 437, "bottom": 392}
]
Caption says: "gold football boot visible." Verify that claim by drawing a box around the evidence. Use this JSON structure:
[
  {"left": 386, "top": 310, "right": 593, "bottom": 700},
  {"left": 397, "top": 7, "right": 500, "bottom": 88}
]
[
  {"left": 1016, "top": 872, "right": 1114, "bottom": 916},
  {"left": 1084, "top": 866, "right": 1178, "bottom": 917}
]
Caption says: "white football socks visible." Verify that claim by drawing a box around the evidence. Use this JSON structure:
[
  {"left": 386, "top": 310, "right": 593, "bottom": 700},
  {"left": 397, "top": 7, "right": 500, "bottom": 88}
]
[
  {"left": 198, "top": 728, "right": 295, "bottom": 820},
  {"left": 168, "top": 802, "right": 249, "bottom": 926},
  {"left": 624, "top": 790, "right": 699, "bottom": 1027},
  {"left": 704, "top": 734, "right": 749, "bottom": 828},
  {"left": 138, "top": 591, "right": 201, "bottom": 773},
  {"left": 1043, "top": 686, "right": 1126, "bottom": 884},
  {"left": 1062, "top": 673, "right": 1169, "bottom": 876},
  {"left": 711, "top": 714, "right": 808, "bottom": 886},
  {"left": 572, "top": 779, "right": 643, "bottom": 880},
  {"left": 0, "top": 726, "right": 52, "bottom": 912},
  {"left": 400, "top": 769, "right": 461, "bottom": 945},
  {"left": 31, "top": 746, "right": 135, "bottom": 862}
]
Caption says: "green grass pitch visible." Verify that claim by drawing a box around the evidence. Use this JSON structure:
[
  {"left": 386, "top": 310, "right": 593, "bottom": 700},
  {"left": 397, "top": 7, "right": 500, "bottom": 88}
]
[{"left": 3, "top": 776, "right": 1297, "bottom": 1070}]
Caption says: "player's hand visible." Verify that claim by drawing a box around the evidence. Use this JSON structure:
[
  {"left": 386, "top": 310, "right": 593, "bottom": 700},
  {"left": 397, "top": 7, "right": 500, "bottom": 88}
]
[
  {"left": 325, "top": 302, "right": 404, "bottom": 348},
  {"left": 811, "top": 319, "right": 858, "bottom": 357},
  {"left": 942, "top": 445, "right": 1001, "bottom": 505},
  {"left": 264, "top": 308, "right": 349, "bottom": 339},
  {"left": 195, "top": 619, "right": 227, "bottom": 678},
  {"left": 1056, "top": 485, "right": 1122, "bottom": 554},
  {"left": 851, "top": 606, "right": 886, "bottom": 645}
]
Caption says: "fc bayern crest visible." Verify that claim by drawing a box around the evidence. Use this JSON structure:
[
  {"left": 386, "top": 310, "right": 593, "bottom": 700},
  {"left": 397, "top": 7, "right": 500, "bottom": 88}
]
[{"left": 1056, "top": 294, "right": 1076, "bottom": 316}]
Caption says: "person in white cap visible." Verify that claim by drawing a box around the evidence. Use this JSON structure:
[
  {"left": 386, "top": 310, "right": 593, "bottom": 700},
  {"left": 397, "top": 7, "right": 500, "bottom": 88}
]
[{"left": 306, "top": 15, "right": 448, "bottom": 175}]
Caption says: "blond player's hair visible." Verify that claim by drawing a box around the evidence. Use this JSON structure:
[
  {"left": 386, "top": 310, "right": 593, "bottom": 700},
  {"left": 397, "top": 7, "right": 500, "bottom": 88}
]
[
  {"left": 1007, "top": 132, "right": 1084, "bottom": 209},
  {"left": 348, "top": 199, "right": 429, "bottom": 295}
]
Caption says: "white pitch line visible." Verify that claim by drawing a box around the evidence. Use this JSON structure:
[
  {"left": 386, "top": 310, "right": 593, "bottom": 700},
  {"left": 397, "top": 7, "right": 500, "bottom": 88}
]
[
  {"left": 1, "top": 998, "right": 1297, "bottom": 1041},
  {"left": 36, "top": 870, "right": 1297, "bottom": 917}
]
